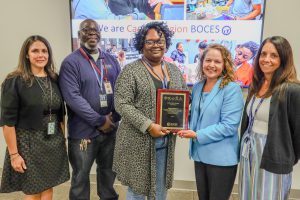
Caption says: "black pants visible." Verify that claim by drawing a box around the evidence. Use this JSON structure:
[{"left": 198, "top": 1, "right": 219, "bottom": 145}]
[
  {"left": 194, "top": 161, "right": 237, "bottom": 200},
  {"left": 68, "top": 131, "right": 118, "bottom": 200}
]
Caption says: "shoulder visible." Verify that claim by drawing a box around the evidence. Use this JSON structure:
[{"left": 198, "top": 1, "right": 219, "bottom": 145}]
[
  {"left": 166, "top": 62, "right": 180, "bottom": 73},
  {"left": 224, "top": 81, "right": 242, "bottom": 91},
  {"left": 171, "top": 50, "right": 177, "bottom": 55},
  {"left": 239, "top": 62, "right": 252, "bottom": 71},
  {"left": 117, "top": 60, "right": 142, "bottom": 78},
  {"left": 64, "top": 49, "right": 81, "bottom": 62},
  {"left": 1, "top": 75, "right": 28, "bottom": 96},
  {"left": 60, "top": 50, "right": 83, "bottom": 74},
  {"left": 286, "top": 82, "right": 300, "bottom": 100},
  {"left": 102, "top": 51, "right": 117, "bottom": 61},
  {"left": 287, "top": 82, "right": 300, "bottom": 92},
  {"left": 61, "top": 50, "right": 81, "bottom": 67},
  {"left": 222, "top": 81, "right": 243, "bottom": 99},
  {"left": 193, "top": 81, "right": 204, "bottom": 89},
  {"left": 126, "top": 59, "right": 143, "bottom": 70},
  {"left": 191, "top": 81, "right": 204, "bottom": 94},
  {"left": 2, "top": 75, "right": 22, "bottom": 88}
]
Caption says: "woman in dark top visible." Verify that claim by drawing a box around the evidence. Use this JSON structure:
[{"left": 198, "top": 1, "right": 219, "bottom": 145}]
[
  {"left": 0, "top": 35, "right": 69, "bottom": 200},
  {"left": 239, "top": 36, "right": 300, "bottom": 200}
]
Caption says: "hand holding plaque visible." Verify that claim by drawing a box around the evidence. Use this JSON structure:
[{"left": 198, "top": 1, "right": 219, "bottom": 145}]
[
  {"left": 156, "top": 89, "right": 190, "bottom": 132},
  {"left": 147, "top": 123, "right": 170, "bottom": 138}
]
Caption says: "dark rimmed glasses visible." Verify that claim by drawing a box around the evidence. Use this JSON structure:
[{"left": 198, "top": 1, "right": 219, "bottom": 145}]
[{"left": 144, "top": 39, "right": 166, "bottom": 47}]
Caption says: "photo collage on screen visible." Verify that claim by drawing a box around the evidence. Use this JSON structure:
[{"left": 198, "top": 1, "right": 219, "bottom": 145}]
[{"left": 70, "top": 0, "right": 265, "bottom": 87}]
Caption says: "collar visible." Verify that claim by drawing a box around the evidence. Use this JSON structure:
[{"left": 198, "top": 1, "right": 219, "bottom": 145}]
[{"left": 80, "top": 45, "right": 100, "bottom": 58}]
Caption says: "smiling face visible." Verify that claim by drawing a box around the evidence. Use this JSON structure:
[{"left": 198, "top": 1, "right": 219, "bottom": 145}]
[
  {"left": 202, "top": 48, "right": 224, "bottom": 82},
  {"left": 142, "top": 28, "right": 166, "bottom": 63},
  {"left": 259, "top": 42, "right": 281, "bottom": 78},
  {"left": 79, "top": 20, "right": 101, "bottom": 50},
  {"left": 27, "top": 40, "right": 49, "bottom": 72}
]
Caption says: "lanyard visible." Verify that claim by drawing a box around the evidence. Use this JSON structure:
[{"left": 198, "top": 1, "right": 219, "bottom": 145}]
[
  {"left": 194, "top": 90, "right": 207, "bottom": 131},
  {"left": 35, "top": 76, "right": 53, "bottom": 119},
  {"left": 247, "top": 96, "right": 265, "bottom": 133},
  {"left": 142, "top": 57, "right": 168, "bottom": 89},
  {"left": 79, "top": 48, "right": 108, "bottom": 91},
  {"left": 240, "top": 95, "right": 265, "bottom": 160}
]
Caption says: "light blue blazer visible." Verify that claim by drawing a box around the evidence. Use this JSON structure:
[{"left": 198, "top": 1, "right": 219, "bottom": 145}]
[{"left": 189, "top": 79, "right": 244, "bottom": 166}]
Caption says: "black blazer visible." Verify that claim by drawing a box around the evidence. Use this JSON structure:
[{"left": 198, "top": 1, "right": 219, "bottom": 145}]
[
  {"left": 240, "top": 83, "right": 300, "bottom": 174},
  {"left": 0, "top": 76, "right": 64, "bottom": 130}
]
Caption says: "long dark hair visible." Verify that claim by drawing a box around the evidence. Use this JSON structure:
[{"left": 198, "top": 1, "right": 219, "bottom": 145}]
[
  {"left": 6, "top": 35, "right": 57, "bottom": 86},
  {"left": 249, "top": 36, "right": 299, "bottom": 99}
]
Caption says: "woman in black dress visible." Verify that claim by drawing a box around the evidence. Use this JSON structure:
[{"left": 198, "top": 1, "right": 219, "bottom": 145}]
[{"left": 0, "top": 35, "right": 69, "bottom": 200}]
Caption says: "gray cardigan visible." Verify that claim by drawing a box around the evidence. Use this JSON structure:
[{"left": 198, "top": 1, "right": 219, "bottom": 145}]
[
  {"left": 113, "top": 59, "right": 188, "bottom": 197},
  {"left": 241, "top": 83, "right": 300, "bottom": 174}
]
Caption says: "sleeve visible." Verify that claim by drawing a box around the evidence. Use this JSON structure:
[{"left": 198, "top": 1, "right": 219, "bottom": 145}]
[
  {"left": 114, "top": 67, "right": 153, "bottom": 133},
  {"left": 170, "top": 51, "right": 177, "bottom": 61},
  {"left": 196, "top": 83, "right": 244, "bottom": 145},
  {"left": 252, "top": 0, "right": 262, "bottom": 5},
  {"left": 288, "top": 84, "right": 300, "bottom": 162},
  {"left": 0, "top": 77, "right": 19, "bottom": 127},
  {"left": 111, "top": 55, "right": 122, "bottom": 123},
  {"left": 58, "top": 101, "right": 66, "bottom": 123},
  {"left": 59, "top": 60, "right": 106, "bottom": 128},
  {"left": 188, "top": 84, "right": 197, "bottom": 125}
]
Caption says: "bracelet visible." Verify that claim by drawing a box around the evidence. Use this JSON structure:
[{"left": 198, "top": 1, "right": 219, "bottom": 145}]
[
  {"left": 9, "top": 152, "right": 18, "bottom": 156},
  {"left": 10, "top": 154, "right": 20, "bottom": 160}
]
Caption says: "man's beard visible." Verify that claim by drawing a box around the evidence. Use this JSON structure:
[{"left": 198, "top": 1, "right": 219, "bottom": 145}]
[{"left": 84, "top": 42, "right": 97, "bottom": 50}]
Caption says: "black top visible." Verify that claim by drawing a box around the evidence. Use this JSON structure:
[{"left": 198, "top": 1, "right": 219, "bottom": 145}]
[
  {"left": 0, "top": 76, "right": 64, "bottom": 130},
  {"left": 240, "top": 83, "right": 300, "bottom": 174},
  {"left": 149, "top": 70, "right": 169, "bottom": 89}
]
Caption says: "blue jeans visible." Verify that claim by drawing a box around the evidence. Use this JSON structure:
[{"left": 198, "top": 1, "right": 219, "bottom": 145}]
[
  {"left": 126, "top": 137, "right": 168, "bottom": 200},
  {"left": 68, "top": 131, "right": 118, "bottom": 200}
]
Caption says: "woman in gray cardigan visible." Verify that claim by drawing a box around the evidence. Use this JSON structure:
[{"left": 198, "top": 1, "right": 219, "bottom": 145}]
[
  {"left": 113, "top": 22, "right": 187, "bottom": 200},
  {"left": 239, "top": 36, "right": 300, "bottom": 200}
]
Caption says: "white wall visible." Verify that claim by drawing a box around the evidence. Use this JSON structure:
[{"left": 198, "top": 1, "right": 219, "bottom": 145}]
[{"left": 0, "top": 0, "right": 300, "bottom": 189}]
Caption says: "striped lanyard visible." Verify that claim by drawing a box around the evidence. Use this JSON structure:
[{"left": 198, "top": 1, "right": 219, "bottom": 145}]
[
  {"left": 142, "top": 57, "right": 168, "bottom": 89},
  {"left": 241, "top": 96, "right": 265, "bottom": 159},
  {"left": 79, "top": 48, "right": 108, "bottom": 92},
  {"left": 247, "top": 96, "right": 265, "bottom": 133}
]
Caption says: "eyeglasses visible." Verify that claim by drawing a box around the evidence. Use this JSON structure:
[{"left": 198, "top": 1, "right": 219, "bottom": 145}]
[
  {"left": 144, "top": 39, "right": 166, "bottom": 47},
  {"left": 80, "top": 27, "right": 99, "bottom": 34}
]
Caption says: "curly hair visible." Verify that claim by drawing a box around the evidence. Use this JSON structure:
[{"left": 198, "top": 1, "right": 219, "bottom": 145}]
[
  {"left": 133, "top": 21, "right": 174, "bottom": 53},
  {"left": 5, "top": 35, "right": 57, "bottom": 87},
  {"left": 197, "top": 44, "right": 235, "bottom": 89},
  {"left": 240, "top": 41, "right": 259, "bottom": 59},
  {"left": 249, "top": 36, "right": 299, "bottom": 99}
]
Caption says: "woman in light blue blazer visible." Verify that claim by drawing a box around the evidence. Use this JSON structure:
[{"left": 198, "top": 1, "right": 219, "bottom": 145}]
[{"left": 178, "top": 44, "right": 244, "bottom": 200}]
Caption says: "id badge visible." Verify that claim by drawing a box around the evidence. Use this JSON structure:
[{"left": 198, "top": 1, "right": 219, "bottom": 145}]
[
  {"left": 99, "top": 94, "right": 108, "bottom": 107},
  {"left": 104, "top": 81, "right": 113, "bottom": 94},
  {"left": 47, "top": 122, "right": 56, "bottom": 135}
]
